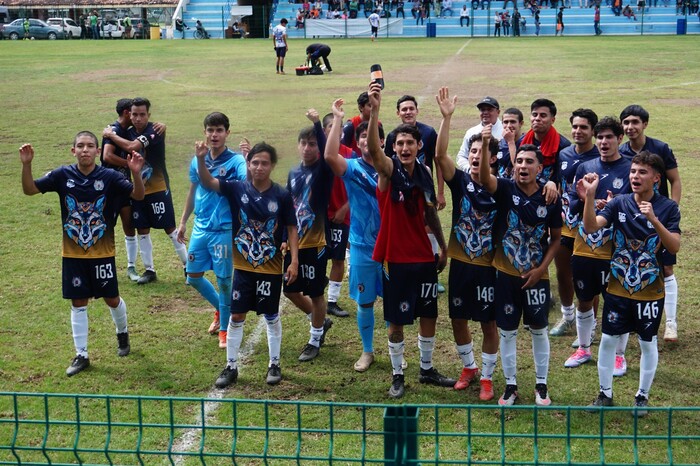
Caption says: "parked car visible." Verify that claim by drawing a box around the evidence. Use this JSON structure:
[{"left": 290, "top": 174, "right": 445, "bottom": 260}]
[
  {"left": 0, "top": 18, "right": 64, "bottom": 40},
  {"left": 102, "top": 19, "right": 126, "bottom": 38},
  {"left": 47, "top": 17, "right": 81, "bottom": 39},
  {"left": 130, "top": 18, "right": 151, "bottom": 39}
]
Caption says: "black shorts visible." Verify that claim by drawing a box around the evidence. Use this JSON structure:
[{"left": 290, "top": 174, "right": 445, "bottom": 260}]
[
  {"left": 602, "top": 293, "right": 663, "bottom": 342},
  {"left": 495, "top": 271, "right": 550, "bottom": 331},
  {"left": 560, "top": 235, "right": 574, "bottom": 251},
  {"left": 231, "top": 269, "right": 283, "bottom": 316},
  {"left": 571, "top": 256, "right": 610, "bottom": 302},
  {"left": 62, "top": 257, "right": 119, "bottom": 300},
  {"left": 132, "top": 190, "right": 176, "bottom": 230},
  {"left": 283, "top": 246, "right": 328, "bottom": 298},
  {"left": 275, "top": 46, "right": 287, "bottom": 57},
  {"left": 661, "top": 248, "right": 676, "bottom": 267},
  {"left": 371, "top": 25, "right": 378, "bottom": 35},
  {"left": 448, "top": 260, "right": 496, "bottom": 322},
  {"left": 383, "top": 262, "right": 438, "bottom": 326},
  {"left": 325, "top": 221, "right": 349, "bottom": 261}
]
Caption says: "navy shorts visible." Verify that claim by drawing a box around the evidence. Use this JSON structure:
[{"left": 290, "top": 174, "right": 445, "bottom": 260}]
[
  {"left": 571, "top": 256, "right": 610, "bottom": 302},
  {"left": 560, "top": 235, "right": 574, "bottom": 251},
  {"left": 62, "top": 257, "right": 119, "bottom": 300},
  {"left": 132, "top": 190, "right": 176, "bottom": 230},
  {"left": 383, "top": 262, "right": 438, "bottom": 326},
  {"left": 325, "top": 221, "right": 349, "bottom": 261},
  {"left": 495, "top": 271, "right": 550, "bottom": 331},
  {"left": 602, "top": 293, "right": 664, "bottom": 342},
  {"left": 275, "top": 46, "right": 287, "bottom": 57},
  {"left": 283, "top": 246, "right": 328, "bottom": 298},
  {"left": 448, "top": 260, "right": 496, "bottom": 322},
  {"left": 661, "top": 248, "right": 676, "bottom": 267},
  {"left": 231, "top": 269, "right": 283, "bottom": 316}
]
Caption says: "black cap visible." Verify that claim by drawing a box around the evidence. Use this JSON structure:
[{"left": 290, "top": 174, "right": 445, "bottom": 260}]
[{"left": 476, "top": 96, "right": 500, "bottom": 110}]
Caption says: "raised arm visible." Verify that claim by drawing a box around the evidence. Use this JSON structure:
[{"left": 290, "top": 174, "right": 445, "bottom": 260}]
[
  {"left": 126, "top": 151, "right": 145, "bottom": 201},
  {"left": 579, "top": 173, "right": 608, "bottom": 233},
  {"left": 102, "top": 141, "right": 128, "bottom": 168},
  {"left": 194, "top": 141, "right": 221, "bottom": 193},
  {"left": 478, "top": 125, "right": 498, "bottom": 193},
  {"left": 434, "top": 86, "right": 458, "bottom": 183},
  {"left": 324, "top": 99, "right": 349, "bottom": 177},
  {"left": 19, "top": 144, "right": 40, "bottom": 195},
  {"left": 367, "top": 81, "right": 393, "bottom": 185}
]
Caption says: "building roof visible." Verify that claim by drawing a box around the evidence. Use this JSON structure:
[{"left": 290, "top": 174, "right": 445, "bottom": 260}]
[{"left": 3, "top": 0, "right": 176, "bottom": 7}]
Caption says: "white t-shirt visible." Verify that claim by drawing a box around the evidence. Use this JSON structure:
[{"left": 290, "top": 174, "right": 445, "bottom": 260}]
[
  {"left": 272, "top": 24, "right": 287, "bottom": 48},
  {"left": 368, "top": 13, "right": 380, "bottom": 27},
  {"left": 456, "top": 119, "right": 504, "bottom": 171}
]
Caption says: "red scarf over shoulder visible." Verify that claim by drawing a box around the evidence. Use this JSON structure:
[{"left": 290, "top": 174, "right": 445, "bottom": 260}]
[{"left": 520, "top": 126, "right": 560, "bottom": 167}]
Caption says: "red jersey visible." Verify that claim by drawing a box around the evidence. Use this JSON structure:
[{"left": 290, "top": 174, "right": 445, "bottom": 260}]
[{"left": 327, "top": 144, "right": 352, "bottom": 225}]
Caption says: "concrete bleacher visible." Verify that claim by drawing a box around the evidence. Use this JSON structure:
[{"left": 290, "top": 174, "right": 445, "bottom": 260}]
[{"left": 178, "top": 0, "right": 234, "bottom": 39}]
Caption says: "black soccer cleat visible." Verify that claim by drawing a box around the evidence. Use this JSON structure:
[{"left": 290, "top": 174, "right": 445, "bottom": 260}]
[
  {"left": 117, "top": 332, "right": 130, "bottom": 357},
  {"left": 66, "top": 355, "right": 90, "bottom": 377},
  {"left": 137, "top": 270, "right": 157, "bottom": 285},
  {"left": 327, "top": 302, "right": 349, "bottom": 318},
  {"left": 298, "top": 344, "right": 320, "bottom": 362},
  {"left": 266, "top": 364, "right": 282, "bottom": 385},
  {"left": 388, "top": 374, "right": 405, "bottom": 398},
  {"left": 215, "top": 366, "right": 238, "bottom": 388},
  {"left": 419, "top": 367, "right": 457, "bottom": 387}
]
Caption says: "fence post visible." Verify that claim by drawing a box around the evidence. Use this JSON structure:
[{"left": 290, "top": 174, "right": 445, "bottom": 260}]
[{"left": 384, "top": 406, "right": 420, "bottom": 465}]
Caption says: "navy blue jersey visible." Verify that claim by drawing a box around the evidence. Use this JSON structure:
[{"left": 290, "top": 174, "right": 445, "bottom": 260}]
[
  {"left": 619, "top": 136, "right": 678, "bottom": 198},
  {"left": 286, "top": 155, "right": 334, "bottom": 249},
  {"left": 496, "top": 137, "right": 516, "bottom": 178},
  {"left": 559, "top": 145, "right": 600, "bottom": 238},
  {"left": 516, "top": 132, "right": 571, "bottom": 184},
  {"left": 128, "top": 123, "right": 168, "bottom": 194},
  {"left": 101, "top": 120, "right": 131, "bottom": 179},
  {"left": 384, "top": 122, "right": 438, "bottom": 173}
]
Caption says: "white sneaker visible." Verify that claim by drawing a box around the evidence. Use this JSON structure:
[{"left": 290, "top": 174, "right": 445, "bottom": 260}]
[
  {"left": 353, "top": 352, "right": 374, "bottom": 372},
  {"left": 550, "top": 317, "right": 575, "bottom": 336},
  {"left": 664, "top": 321, "right": 678, "bottom": 342},
  {"left": 613, "top": 355, "right": 627, "bottom": 377},
  {"left": 564, "top": 348, "right": 592, "bottom": 368}
]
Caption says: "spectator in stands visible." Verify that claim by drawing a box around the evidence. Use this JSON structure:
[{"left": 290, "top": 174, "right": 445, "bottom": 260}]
[
  {"left": 623, "top": 4, "right": 637, "bottom": 18},
  {"left": 412, "top": 0, "right": 421, "bottom": 18},
  {"left": 502, "top": 10, "right": 511, "bottom": 35},
  {"left": 594, "top": 5, "right": 602, "bottom": 34},
  {"left": 481, "top": 0, "right": 491, "bottom": 9},
  {"left": 612, "top": 0, "right": 623, "bottom": 14},
  {"left": 435, "top": 0, "right": 442, "bottom": 17},
  {"left": 442, "top": 0, "right": 454, "bottom": 15},
  {"left": 535, "top": 9, "right": 541, "bottom": 34},
  {"left": 349, "top": 0, "right": 359, "bottom": 17},
  {"left": 494, "top": 11, "right": 501, "bottom": 36},
  {"left": 637, "top": 0, "right": 647, "bottom": 11},
  {"left": 422, "top": 0, "right": 432, "bottom": 19},
  {"left": 416, "top": 2, "right": 426, "bottom": 23},
  {"left": 296, "top": 9, "right": 305, "bottom": 28},
  {"left": 513, "top": 7, "right": 522, "bottom": 35},
  {"left": 472, "top": 0, "right": 480, "bottom": 9},
  {"left": 460, "top": 4, "right": 470, "bottom": 26},
  {"left": 396, "top": 0, "right": 406, "bottom": 17}
]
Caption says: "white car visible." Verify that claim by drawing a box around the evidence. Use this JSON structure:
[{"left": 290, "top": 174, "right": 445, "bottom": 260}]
[
  {"left": 47, "top": 17, "right": 81, "bottom": 39},
  {"left": 102, "top": 19, "right": 126, "bottom": 38}
]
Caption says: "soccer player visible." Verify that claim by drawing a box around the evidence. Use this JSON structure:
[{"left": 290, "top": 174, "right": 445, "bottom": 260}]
[
  {"left": 368, "top": 9, "right": 380, "bottom": 41},
  {"left": 177, "top": 113, "right": 247, "bottom": 348},
  {"left": 194, "top": 141, "right": 298, "bottom": 387},
  {"left": 103, "top": 97, "right": 188, "bottom": 285},
  {"left": 284, "top": 110, "right": 334, "bottom": 362},
  {"left": 434, "top": 87, "right": 500, "bottom": 401},
  {"left": 477, "top": 129, "right": 562, "bottom": 407},
  {"left": 564, "top": 117, "right": 631, "bottom": 369},
  {"left": 582, "top": 151, "right": 680, "bottom": 416},
  {"left": 272, "top": 18, "right": 288, "bottom": 74},
  {"left": 19, "top": 132, "right": 145, "bottom": 376},
  {"left": 341, "top": 91, "right": 372, "bottom": 156},
  {"left": 324, "top": 98, "right": 384, "bottom": 371},
  {"left": 496, "top": 107, "right": 525, "bottom": 178},
  {"left": 550, "top": 109, "right": 600, "bottom": 340},
  {"left": 367, "top": 82, "right": 455, "bottom": 398},
  {"left": 619, "top": 104, "right": 682, "bottom": 342}
]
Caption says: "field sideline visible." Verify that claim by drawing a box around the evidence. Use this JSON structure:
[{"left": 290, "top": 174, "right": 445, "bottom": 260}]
[{"left": 1, "top": 37, "right": 699, "bottom": 450}]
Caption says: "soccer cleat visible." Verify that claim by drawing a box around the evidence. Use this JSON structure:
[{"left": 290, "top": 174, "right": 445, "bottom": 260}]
[
  {"left": 479, "top": 379, "right": 495, "bottom": 401},
  {"left": 437, "top": 282, "right": 446, "bottom": 293},
  {"left": 327, "top": 302, "right": 349, "bottom": 317},
  {"left": 587, "top": 391, "right": 614, "bottom": 412},
  {"left": 298, "top": 343, "right": 320, "bottom": 362},
  {"left": 564, "top": 348, "right": 592, "bottom": 368},
  {"left": 534, "top": 383, "right": 551, "bottom": 406},
  {"left": 354, "top": 352, "right": 375, "bottom": 372},
  {"left": 127, "top": 266, "right": 140, "bottom": 282},
  {"left": 454, "top": 367, "right": 479, "bottom": 390},
  {"left": 664, "top": 321, "right": 678, "bottom": 342},
  {"left": 388, "top": 374, "right": 405, "bottom": 398},
  {"left": 117, "top": 332, "right": 130, "bottom": 357},
  {"left": 632, "top": 395, "right": 649, "bottom": 418},
  {"left": 498, "top": 384, "right": 519, "bottom": 406},
  {"left": 208, "top": 311, "right": 220, "bottom": 335},
  {"left": 266, "top": 364, "right": 282, "bottom": 385},
  {"left": 419, "top": 367, "right": 457, "bottom": 387},
  {"left": 218, "top": 331, "right": 227, "bottom": 349},
  {"left": 549, "top": 317, "right": 575, "bottom": 336},
  {"left": 137, "top": 270, "right": 157, "bottom": 285},
  {"left": 215, "top": 366, "right": 238, "bottom": 388},
  {"left": 319, "top": 317, "right": 333, "bottom": 346},
  {"left": 66, "top": 355, "right": 90, "bottom": 377},
  {"left": 613, "top": 355, "right": 627, "bottom": 377}
]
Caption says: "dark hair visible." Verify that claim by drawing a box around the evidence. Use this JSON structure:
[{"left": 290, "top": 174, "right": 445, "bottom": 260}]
[
  {"left": 131, "top": 97, "right": 151, "bottom": 111},
  {"left": 357, "top": 91, "right": 370, "bottom": 108},
  {"left": 298, "top": 126, "right": 317, "bottom": 142},
  {"left": 116, "top": 98, "right": 133, "bottom": 116},
  {"left": 203, "top": 112, "right": 230, "bottom": 130},
  {"left": 396, "top": 95, "right": 417, "bottom": 111},
  {"left": 569, "top": 108, "right": 598, "bottom": 128},
  {"left": 358, "top": 121, "right": 384, "bottom": 141},
  {"left": 467, "top": 133, "right": 499, "bottom": 158},
  {"left": 247, "top": 142, "right": 277, "bottom": 164},
  {"left": 530, "top": 98, "right": 557, "bottom": 117},
  {"left": 503, "top": 107, "right": 524, "bottom": 123},
  {"left": 322, "top": 112, "right": 334, "bottom": 129},
  {"left": 516, "top": 143, "right": 543, "bottom": 164},
  {"left": 392, "top": 123, "right": 421, "bottom": 143},
  {"left": 594, "top": 116, "right": 624, "bottom": 137},
  {"left": 73, "top": 130, "right": 99, "bottom": 147},
  {"left": 280, "top": 18, "right": 288, "bottom": 24},
  {"left": 619, "top": 104, "right": 649, "bottom": 124},
  {"left": 632, "top": 150, "right": 665, "bottom": 175}
]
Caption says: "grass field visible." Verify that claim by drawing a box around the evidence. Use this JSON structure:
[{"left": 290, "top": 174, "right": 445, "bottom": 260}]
[{"left": 1, "top": 36, "right": 699, "bottom": 464}]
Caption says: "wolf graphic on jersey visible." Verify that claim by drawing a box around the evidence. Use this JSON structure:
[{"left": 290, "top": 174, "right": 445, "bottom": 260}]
[
  {"left": 578, "top": 223, "right": 613, "bottom": 251},
  {"left": 610, "top": 229, "right": 660, "bottom": 295},
  {"left": 502, "top": 210, "right": 545, "bottom": 273},
  {"left": 235, "top": 209, "right": 278, "bottom": 268},
  {"left": 64, "top": 194, "right": 107, "bottom": 251},
  {"left": 455, "top": 196, "right": 495, "bottom": 259},
  {"left": 293, "top": 176, "right": 315, "bottom": 240}
]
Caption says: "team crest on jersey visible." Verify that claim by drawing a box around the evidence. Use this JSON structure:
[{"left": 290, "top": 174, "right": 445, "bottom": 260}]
[
  {"left": 232, "top": 290, "right": 241, "bottom": 301},
  {"left": 454, "top": 196, "right": 495, "bottom": 259},
  {"left": 576, "top": 280, "right": 584, "bottom": 290},
  {"left": 67, "top": 179, "right": 75, "bottom": 188},
  {"left": 503, "top": 210, "right": 545, "bottom": 273},
  {"left": 235, "top": 210, "right": 278, "bottom": 268},
  {"left": 452, "top": 297, "right": 463, "bottom": 307},
  {"left": 561, "top": 161, "right": 568, "bottom": 170},
  {"left": 618, "top": 212, "right": 626, "bottom": 223},
  {"left": 241, "top": 194, "right": 249, "bottom": 204},
  {"left": 188, "top": 253, "right": 195, "bottom": 262},
  {"left": 218, "top": 167, "right": 227, "bottom": 177},
  {"left": 504, "top": 304, "right": 514, "bottom": 315},
  {"left": 612, "top": 178, "right": 623, "bottom": 190},
  {"left": 647, "top": 220, "right": 653, "bottom": 229},
  {"left": 399, "top": 301, "right": 410, "bottom": 313},
  {"left": 94, "top": 180, "right": 104, "bottom": 191},
  {"left": 536, "top": 206, "right": 547, "bottom": 218},
  {"left": 607, "top": 310, "right": 619, "bottom": 324},
  {"left": 64, "top": 194, "right": 107, "bottom": 251},
  {"left": 268, "top": 201, "right": 278, "bottom": 213},
  {"left": 512, "top": 195, "right": 520, "bottom": 206},
  {"left": 467, "top": 182, "right": 475, "bottom": 193},
  {"left": 358, "top": 283, "right": 365, "bottom": 293},
  {"left": 611, "top": 229, "right": 659, "bottom": 294},
  {"left": 72, "top": 276, "right": 82, "bottom": 287}
]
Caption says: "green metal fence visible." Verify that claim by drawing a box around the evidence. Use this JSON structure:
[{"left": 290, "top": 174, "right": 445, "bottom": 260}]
[{"left": 1, "top": 392, "right": 699, "bottom": 465}]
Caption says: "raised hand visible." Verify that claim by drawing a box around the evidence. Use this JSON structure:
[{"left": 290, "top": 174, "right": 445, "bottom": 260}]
[
  {"left": 305, "top": 108, "right": 320, "bottom": 123},
  {"left": 18, "top": 144, "right": 34, "bottom": 165},
  {"left": 195, "top": 140, "right": 209, "bottom": 159},
  {"left": 435, "top": 86, "right": 457, "bottom": 118},
  {"left": 332, "top": 98, "right": 345, "bottom": 119},
  {"left": 126, "top": 151, "right": 145, "bottom": 173}
]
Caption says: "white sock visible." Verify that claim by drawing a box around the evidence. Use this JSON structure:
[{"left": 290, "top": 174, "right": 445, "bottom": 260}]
[
  {"left": 388, "top": 339, "right": 405, "bottom": 375},
  {"left": 456, "top": 342, "right": 477, "bottom": 369},
  {"left": 109, "top": 298, "right": 128, "bottom": 334},
  {"left": 168, "top": 230, "right": 188, "bottom": 265},
  {"left": 125, "top": 235, "right": 138, "bottom": 267},
  {"left": 664, "top": 275, "right": 678, "bottom": 323},
  {"left": 616, "top": 332, "right": 629, "bottom": 356},
  {"left": 499, "top": 329, "right": 518, "bottom": 386},
  {"left": 265, "top": 314, "right": 282, "bottom": 366},
  {"left": 327, "top": 280, "right": 342, "bottom": 303},
  {"left": 481, "top": 352, "right": 498, "bottom": 381},
  {"left": 530, "top": 327, "right": 550, "bottom": 385},
  {"left": 138, "top": 234, "right": 154, "bottom": 271},
  {"left": 427, "top": 233, "right": 439, "bottom": 255},
  {"left": 598, "top": 333, "right": 618, "bottom": 398},
  {"left": 561, "top": 303, "right": 575, "bottom": 321},
  {"left": 576, "top": 308, "right": 595, "bottom": 349},
  {"left": 418, "top": 334, "right": 435, "bottom": 370},
  {"left": 71, "top": 305, "right": 89, "bottom": 358},
  {"left": 226, "top": 320, "right": 244, "bottom": 369},
  {"left": 638, "top": 336, "right": 658, "bottom": 399},
  {"left": 308, "top": 324, "right": 323, "bottom": 347}
]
